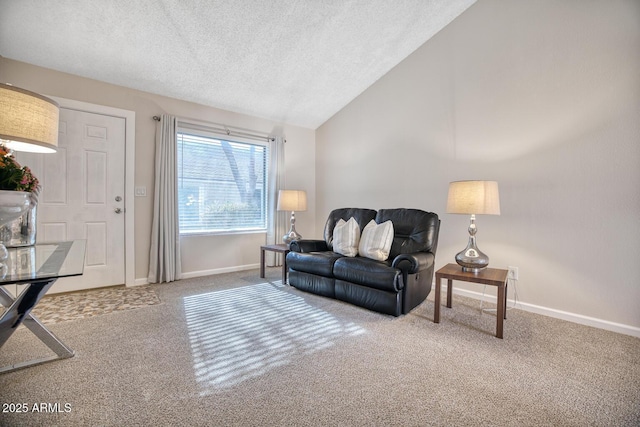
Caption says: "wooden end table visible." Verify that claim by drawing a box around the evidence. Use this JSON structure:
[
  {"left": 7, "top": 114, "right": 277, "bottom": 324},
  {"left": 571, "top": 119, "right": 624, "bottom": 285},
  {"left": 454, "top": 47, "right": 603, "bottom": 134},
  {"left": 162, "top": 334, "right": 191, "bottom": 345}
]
[
  {"left": 260, "top": 244, "right": 290, "bottom": 284},
  {"left": 434, "top": 263, "right": 509, "bottom": 338}
]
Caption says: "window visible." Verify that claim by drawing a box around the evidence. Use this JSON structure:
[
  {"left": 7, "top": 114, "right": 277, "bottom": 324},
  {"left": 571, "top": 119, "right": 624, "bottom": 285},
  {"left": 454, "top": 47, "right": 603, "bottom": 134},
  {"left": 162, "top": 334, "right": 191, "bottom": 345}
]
[{"left": 177, "top": 129, "right": 268, "bottom": 234}]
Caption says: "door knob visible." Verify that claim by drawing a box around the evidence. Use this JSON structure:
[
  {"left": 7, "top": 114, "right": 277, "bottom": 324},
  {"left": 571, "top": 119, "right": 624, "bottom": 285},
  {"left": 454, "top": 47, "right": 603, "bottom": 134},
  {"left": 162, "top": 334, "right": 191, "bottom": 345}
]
[{"left": 114, "top": 208, "right": 122, "bottom": 214}]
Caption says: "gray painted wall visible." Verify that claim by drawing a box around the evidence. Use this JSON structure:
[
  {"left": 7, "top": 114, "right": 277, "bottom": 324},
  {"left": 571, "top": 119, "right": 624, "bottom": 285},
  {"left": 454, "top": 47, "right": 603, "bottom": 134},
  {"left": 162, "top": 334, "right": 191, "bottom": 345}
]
[
  {"left": 316, "top": 0, "right": 640, "bottom": 334},
  {"left": 0, "top": 57, "right": 317, "bottom": 282}
]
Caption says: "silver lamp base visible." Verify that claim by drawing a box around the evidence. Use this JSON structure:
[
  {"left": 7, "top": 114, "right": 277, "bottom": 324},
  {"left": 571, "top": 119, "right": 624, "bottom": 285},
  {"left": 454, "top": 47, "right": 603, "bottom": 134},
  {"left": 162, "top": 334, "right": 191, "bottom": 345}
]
[
  {"left": 455, "top": 242, "right": 489, "bottom": 273},
  {"left": 282, "top": 211, "right": 302, "bottom": 244},
  {"left": 455, "top": 214, "right": 489, "bottom": 273}
]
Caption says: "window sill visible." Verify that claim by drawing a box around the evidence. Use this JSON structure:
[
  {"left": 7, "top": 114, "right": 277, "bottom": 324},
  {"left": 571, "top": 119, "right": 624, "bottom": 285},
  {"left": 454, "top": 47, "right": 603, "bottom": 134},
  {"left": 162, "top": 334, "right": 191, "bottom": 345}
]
[{"left": 180, "top": 229, "right": 267, "bottom": 238}]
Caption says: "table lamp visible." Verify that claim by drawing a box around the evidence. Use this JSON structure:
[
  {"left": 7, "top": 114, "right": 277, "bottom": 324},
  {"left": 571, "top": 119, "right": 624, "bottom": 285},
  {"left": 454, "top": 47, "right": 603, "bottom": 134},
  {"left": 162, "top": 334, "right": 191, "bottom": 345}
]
[
  {"left": 277, "top": 190, "right": 307, "bottom": 244},
  {"left": 447, "top": 180, "right": 500, "bottom": 272},
  {"left": 0, "top": 84, "right": 60, "bottom": 263},
  {"left": 0, "top": 83, "right": 59, "bottom": 153}
]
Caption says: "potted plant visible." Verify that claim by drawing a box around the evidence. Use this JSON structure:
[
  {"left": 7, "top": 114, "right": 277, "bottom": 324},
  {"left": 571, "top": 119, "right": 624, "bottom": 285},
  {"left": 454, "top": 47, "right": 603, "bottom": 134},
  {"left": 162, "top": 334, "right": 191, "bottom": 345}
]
[
  {"left": 0, "top": 144, "right": 40, "bottom": 193},
  {"left": 0, "top": 145, "right": 40, "bottom": 260}
]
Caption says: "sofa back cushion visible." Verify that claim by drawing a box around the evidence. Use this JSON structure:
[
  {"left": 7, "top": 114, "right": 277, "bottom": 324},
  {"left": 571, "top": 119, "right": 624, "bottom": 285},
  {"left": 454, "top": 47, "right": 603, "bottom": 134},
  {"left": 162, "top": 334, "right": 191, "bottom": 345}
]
[
  {"left": 324, "top": 208, "right": 377, "bottom": 251},
  {"left": 375, "top": 209, "right": 440, "bottom": 259}
]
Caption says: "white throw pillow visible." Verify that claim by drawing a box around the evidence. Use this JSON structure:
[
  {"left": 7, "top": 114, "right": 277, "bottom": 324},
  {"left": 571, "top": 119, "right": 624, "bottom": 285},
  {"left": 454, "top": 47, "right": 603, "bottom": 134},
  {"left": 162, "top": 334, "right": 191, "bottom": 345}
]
[
  {"left": 333, "top": 217, "right": 361, "bottom": 257},
  {"left": 358, "top": 219, "right": 394, "bottom": 261}
]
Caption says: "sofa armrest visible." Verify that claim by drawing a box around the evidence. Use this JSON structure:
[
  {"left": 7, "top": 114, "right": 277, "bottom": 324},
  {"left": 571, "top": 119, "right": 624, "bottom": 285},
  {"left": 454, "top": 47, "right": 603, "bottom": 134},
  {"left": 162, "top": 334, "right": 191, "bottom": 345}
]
[
  {"left": 289, "top": 239, "right": 329, "bottom": 253},
  {"left": 392, "top": 252, "right": 435, "bottom": 275}
]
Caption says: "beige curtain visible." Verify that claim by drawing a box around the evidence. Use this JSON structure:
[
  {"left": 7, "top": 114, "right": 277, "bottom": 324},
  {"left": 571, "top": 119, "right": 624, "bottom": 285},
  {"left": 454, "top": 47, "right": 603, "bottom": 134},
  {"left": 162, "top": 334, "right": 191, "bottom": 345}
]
[{"left": 148, "top": 115, "right": 182, "bottom": 283}]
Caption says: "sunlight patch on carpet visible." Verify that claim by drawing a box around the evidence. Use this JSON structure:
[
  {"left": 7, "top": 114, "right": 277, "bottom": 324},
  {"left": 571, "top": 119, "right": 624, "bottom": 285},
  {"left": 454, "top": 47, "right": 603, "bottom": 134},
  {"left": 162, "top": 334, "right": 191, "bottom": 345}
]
[{"left": 184, "top": 282, "right": 365, "bottom": 395}]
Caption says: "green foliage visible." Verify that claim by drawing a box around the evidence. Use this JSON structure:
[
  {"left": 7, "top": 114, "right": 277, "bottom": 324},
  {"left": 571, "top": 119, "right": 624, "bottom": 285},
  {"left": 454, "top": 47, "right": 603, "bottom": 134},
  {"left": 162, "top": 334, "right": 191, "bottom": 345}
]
[{"left": 202, "top": 201, "right": 262, "bottom": 229}]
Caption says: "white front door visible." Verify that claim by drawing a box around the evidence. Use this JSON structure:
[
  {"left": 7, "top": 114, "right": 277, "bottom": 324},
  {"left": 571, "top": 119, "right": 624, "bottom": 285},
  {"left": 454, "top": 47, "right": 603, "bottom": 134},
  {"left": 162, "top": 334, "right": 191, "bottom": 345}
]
[{"left": 16, "top": 108, "right": 126, "bottom": 293}]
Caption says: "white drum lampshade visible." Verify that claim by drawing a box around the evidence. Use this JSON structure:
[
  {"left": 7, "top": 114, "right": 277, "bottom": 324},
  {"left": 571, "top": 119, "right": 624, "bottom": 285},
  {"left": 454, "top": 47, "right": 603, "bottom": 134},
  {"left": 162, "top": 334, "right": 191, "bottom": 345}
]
[{"left": 0, "top": 83, "right": 59, "bottom": 153}]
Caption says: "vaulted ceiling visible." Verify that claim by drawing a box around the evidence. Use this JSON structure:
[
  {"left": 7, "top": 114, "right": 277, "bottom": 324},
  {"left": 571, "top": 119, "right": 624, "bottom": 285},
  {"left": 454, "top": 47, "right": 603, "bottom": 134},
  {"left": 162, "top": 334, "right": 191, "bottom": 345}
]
[{"left": 0, "top": 0, "right": 476, "bottom": 129}]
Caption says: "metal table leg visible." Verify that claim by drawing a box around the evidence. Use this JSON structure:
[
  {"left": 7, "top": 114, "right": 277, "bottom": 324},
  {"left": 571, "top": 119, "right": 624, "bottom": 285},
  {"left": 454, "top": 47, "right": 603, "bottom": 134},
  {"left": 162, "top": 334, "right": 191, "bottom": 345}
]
[{"left": 0, "top": 279, "right": 75, "bottom": 374}]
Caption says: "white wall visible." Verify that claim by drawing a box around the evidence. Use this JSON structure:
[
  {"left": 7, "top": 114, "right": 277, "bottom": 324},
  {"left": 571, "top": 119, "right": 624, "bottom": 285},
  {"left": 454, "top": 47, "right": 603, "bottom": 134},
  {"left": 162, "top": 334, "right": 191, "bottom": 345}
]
[
  {"left": 316, "top": 0, "right": 640, "bottom": 334},
  {"left": 0, "top": 58, "right": 316, "bottom": 281}
]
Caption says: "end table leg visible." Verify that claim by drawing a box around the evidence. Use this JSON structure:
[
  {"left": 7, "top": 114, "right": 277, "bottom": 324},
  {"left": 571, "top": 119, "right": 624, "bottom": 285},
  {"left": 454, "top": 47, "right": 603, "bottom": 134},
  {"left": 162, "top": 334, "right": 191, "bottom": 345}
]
[
  {"left": 281, "top": 255, "right": 287, "bottom": 285},
  {"left": 260, "top": 248, "right": 266, "bottom": 278},
  {"left": 496, "top": 284, "right": 505, "bottom": 338},
  {"left": 446, "top": 279, "right": 453, "bottom": 308},
  {"left": 283, "top": 252, "right": 289, "bottom": 285},
  {"left": 504, "top": 281, "right": 508, "bottom": 319},
  {"left": 434, "top": 276, "right": 441, "bottom": 323}
]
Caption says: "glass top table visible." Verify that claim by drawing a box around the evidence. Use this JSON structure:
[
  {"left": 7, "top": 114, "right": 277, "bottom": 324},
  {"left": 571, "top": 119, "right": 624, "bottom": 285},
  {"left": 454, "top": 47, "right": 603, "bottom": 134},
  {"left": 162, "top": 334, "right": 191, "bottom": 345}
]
[{"left": 0, "top": 240, "right": 86, "bottom": 373}]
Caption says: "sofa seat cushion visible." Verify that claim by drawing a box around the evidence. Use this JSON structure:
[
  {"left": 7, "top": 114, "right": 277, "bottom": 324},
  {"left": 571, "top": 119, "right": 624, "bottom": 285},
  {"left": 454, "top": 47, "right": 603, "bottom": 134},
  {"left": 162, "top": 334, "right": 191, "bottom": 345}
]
[
  {"left": 287, "top": 251, "right": 343, "bottom": 277},
  {"left": 333, "top": 257, "right": 403, "bottom": 292}
]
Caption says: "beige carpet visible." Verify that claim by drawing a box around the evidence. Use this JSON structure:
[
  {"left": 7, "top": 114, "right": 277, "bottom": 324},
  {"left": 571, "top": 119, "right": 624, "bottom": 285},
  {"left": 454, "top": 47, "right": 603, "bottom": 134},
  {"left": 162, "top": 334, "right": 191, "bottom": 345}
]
[{"left": 1, "top": 269, "right": 639, "bottom": 426}]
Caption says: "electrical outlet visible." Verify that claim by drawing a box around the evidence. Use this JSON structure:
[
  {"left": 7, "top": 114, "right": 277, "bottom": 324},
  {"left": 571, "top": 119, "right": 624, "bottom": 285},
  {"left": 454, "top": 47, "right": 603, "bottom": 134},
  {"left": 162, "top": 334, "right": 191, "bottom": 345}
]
[{"left": 508, "top": 266, "right": 519, "bottom": 281}]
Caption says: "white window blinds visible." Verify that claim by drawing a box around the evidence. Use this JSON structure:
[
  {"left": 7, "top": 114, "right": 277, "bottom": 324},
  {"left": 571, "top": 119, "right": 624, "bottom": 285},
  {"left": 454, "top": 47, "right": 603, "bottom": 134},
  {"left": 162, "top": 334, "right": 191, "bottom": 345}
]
[{"left": 177, "top": 130, "right": 268, "bottom": 234}]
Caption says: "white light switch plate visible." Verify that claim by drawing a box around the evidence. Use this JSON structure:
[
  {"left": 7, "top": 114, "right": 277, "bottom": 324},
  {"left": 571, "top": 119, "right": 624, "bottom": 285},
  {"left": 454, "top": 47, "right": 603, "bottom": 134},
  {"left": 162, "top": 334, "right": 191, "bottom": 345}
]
[{"left": 135, "top": 186, "right": 147, "bottom": 197}]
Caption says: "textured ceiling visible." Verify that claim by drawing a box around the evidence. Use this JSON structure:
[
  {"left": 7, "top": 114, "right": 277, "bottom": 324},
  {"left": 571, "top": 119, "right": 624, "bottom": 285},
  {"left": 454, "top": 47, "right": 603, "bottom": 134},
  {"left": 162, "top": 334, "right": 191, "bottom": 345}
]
[{"left": 0, "top": 0, "right": 475, "bottom": 129}]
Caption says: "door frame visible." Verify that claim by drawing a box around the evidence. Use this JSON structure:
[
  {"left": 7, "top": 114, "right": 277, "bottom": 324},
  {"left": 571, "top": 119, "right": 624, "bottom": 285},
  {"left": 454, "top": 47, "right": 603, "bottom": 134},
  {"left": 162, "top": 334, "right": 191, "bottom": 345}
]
[{"left": 49, "top": 96, "right": 136, "bottom": 287}]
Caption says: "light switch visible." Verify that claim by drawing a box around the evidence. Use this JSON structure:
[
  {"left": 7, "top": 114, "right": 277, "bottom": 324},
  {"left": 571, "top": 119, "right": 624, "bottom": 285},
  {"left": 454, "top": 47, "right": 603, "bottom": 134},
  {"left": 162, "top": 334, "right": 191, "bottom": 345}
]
[{"left": 135, "top": 186, "right": 147, "bottom": 197}]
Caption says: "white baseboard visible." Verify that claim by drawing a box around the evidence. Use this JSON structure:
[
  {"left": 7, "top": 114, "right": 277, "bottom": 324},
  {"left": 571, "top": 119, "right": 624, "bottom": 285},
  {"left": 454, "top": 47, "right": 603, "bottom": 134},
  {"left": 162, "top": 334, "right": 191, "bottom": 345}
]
[
  {"left": 134, "top": 278, "right": 150, "bottom": 286},
  {"left": 134, "top": 264, "right": 260, "bottom": 286},
  {"left": 179, "top": 263, "right": 260, "bottom": 280},
  {"left": 442, "top": 284, "right": 640, "bottom": 338}
]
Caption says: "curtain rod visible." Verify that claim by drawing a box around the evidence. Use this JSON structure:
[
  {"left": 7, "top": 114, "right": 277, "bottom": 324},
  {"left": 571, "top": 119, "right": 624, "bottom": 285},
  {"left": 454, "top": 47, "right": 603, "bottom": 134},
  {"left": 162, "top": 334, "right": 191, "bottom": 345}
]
[{"left": 152, "top": 115, "right": 280, "bottom": 142}]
